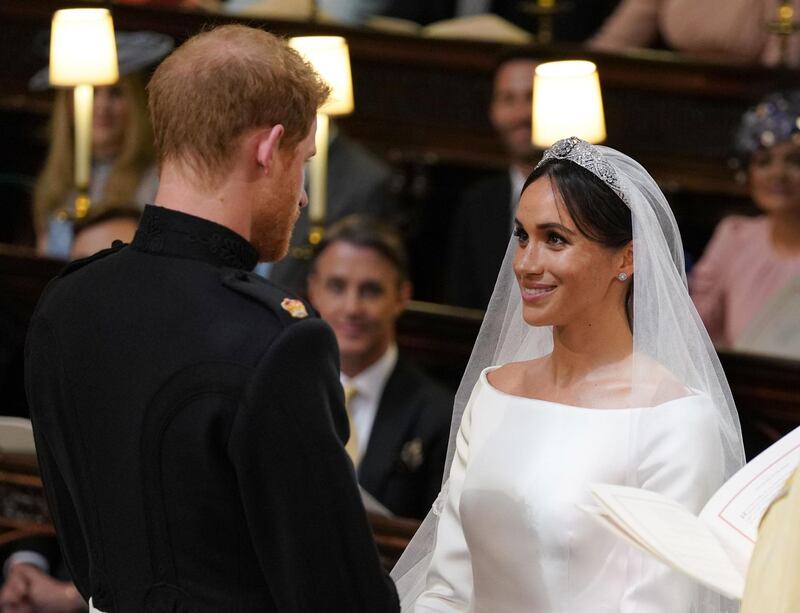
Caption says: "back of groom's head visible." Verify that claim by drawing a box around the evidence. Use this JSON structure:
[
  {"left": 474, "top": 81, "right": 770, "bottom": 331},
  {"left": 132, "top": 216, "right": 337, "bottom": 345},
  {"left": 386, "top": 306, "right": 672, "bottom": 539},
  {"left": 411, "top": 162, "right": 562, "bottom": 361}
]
[{"left": 147, "top": 25, "right": 329, "bottom": 186}]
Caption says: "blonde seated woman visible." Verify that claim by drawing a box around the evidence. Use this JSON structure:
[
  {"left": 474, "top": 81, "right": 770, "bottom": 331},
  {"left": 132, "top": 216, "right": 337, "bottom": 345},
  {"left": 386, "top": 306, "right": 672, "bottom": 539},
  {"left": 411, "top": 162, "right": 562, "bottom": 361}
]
[
  {"left": 30, "top": 32, "right": 172, "bottom": 259},
  {"left": 392, "top": 137, "right": 744, "bottom": 613}
]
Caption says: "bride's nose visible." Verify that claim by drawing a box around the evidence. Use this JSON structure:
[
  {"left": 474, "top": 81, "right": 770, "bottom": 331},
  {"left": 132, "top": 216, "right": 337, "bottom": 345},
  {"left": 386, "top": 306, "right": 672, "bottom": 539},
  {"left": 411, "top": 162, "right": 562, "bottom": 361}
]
[{"left": 513, "top": 242, "right": 544, "bottom": 277}]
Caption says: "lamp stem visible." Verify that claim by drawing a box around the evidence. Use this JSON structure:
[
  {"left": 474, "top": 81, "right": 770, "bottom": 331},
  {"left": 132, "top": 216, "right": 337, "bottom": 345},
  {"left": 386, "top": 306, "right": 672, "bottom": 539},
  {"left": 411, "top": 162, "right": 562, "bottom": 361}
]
[
  {"left": 779, "top": 0, "right": 794, "bottom": 66},
  {"left": 73, "top": 84, "right": 93, "bottom": 217},
  {"left": 308, "top": 112, "right": 329, "bottom": 235}
]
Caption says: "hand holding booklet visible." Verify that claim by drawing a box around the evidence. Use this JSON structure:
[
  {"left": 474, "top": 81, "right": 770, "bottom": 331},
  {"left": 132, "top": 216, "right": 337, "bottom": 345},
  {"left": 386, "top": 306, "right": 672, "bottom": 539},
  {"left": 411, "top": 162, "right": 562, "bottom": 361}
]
[{"left": 583, "top": 425, "right": 800, "bottom": 600}]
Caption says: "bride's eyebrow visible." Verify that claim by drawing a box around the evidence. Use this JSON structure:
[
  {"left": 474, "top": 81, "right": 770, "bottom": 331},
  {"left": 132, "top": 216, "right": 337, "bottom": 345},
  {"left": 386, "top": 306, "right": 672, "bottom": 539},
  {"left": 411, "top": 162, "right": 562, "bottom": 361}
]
[{"left": 536, "top": 222, "right": 576, "bottom": 235}]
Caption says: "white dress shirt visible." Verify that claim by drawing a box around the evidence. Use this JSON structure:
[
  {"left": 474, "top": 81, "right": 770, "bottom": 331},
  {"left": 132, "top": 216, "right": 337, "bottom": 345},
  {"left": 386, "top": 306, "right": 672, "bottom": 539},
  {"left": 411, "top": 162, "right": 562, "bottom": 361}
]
[{"left": 340, "top": 344, "right": 398, "bottom": 461}]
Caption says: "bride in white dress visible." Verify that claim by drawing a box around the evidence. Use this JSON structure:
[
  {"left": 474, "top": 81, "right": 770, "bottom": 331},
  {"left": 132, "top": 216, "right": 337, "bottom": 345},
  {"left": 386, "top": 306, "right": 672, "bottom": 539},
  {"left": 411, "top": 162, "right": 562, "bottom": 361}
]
[{"left": 393, "top": 138, "right": 745, "bottom": 613}]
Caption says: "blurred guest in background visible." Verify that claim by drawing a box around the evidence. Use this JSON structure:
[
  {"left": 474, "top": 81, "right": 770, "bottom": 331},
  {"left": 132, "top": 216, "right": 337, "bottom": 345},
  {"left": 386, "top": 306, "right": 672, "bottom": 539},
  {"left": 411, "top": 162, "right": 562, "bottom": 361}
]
[
  {"left": 308, "top": 215, "right": 452, "bottom": 519},
  {"left": 0, "top": 543, "right": 85, "bottom": 613},
  {"left": 70, "top": 205, "right": 141, "bottom": 260},
  {"left": 691, "top": 91, "right": 800, "bottom": 350},
  {"left": 380, "top": 0, "right": 618, "bottom": 42},
  {"left": 590, "top": 0, "right": 800, "bottom": 67},
  {"left": 446, "top": 52, "right": 537, "bottom": 309},
  {"left": 30, "top": 32, "right": 172, "bottom": 259}
]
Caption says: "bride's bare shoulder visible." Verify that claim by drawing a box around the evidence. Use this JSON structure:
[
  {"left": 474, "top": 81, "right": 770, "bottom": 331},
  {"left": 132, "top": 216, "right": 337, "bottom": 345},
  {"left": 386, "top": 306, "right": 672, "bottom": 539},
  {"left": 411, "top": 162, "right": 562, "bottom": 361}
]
[
  {"left": 486, "top": 359, "right": 546, "bottom": 395},
  {"left": 631, "top": 355, "right": 693, "bottom": 405}
]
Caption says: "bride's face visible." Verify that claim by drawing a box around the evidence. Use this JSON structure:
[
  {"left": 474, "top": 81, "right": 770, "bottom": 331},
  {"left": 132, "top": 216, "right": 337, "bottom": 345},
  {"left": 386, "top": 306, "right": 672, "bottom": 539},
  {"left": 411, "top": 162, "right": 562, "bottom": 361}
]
[{"left": 513, "top": 177, "right": 627, "bottom": 328}]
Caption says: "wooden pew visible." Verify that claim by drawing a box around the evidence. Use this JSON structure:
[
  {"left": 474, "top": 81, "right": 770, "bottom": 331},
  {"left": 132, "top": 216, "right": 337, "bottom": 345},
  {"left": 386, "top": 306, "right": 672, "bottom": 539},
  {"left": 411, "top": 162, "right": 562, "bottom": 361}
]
[
  {"left": 718, "top": 351, "right": 800, "bottom": 461},
  {"left": 0, "top": 452, "right": 51, "bottom": 535},
  {"left": 368, "top": 513, "right": 421, "bottom": 570}
]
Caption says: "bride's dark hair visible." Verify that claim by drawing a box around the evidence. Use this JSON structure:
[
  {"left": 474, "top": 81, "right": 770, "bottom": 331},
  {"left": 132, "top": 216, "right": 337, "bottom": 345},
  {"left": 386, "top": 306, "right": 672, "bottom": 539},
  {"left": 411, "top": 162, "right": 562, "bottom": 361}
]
[
  {"left": 523, "top": 158, "right": 634, "bottom": 324},
  {"left": 523, "top": 158, "right": 631, "bottom": 248}
]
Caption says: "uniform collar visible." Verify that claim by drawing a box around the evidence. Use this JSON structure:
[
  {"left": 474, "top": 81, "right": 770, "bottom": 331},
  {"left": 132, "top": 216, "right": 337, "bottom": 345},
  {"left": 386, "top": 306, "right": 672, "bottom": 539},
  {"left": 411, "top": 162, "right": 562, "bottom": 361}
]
[{"left": 132, "top": 205, "right": 259, "bottom": 271}]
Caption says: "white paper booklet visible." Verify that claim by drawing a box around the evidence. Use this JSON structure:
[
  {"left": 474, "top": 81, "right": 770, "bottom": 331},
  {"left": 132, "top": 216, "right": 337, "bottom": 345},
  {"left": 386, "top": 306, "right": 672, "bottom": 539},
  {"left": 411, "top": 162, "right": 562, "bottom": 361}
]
[
  {"left": 583, "top": 425, "right": 800, "bottom": 600},
  {"left": 360, "top": 486, "right": 393, "bottom": 518}
]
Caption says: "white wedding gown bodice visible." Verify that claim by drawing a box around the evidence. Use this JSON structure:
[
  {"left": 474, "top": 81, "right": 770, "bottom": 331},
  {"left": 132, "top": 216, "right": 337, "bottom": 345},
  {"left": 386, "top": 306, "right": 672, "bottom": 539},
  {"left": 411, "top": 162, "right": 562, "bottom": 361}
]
[{"left": 415, "top": 368, "right": 725, "bottom": 613}]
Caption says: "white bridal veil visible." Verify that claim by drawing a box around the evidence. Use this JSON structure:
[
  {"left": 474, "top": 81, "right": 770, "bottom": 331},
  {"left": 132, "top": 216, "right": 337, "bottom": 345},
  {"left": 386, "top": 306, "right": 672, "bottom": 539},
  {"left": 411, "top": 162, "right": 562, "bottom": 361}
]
[{"left": 391, "top": 137, "right": 745, "bottom": 612}]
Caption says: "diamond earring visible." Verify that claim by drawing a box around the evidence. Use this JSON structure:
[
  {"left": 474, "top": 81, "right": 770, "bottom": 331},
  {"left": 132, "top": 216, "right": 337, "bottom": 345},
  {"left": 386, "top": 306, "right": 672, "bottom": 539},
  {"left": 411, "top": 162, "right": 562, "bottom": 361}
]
[{"left": 617, "top": 272, "right": 629, "bottom": 281}]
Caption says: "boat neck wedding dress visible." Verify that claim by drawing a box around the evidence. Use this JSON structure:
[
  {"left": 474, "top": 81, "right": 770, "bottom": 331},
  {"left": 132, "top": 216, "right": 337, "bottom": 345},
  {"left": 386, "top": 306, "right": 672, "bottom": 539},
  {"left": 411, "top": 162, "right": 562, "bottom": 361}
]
[{"left": 415, "top": 368, "right": 723, "bottom": 612}]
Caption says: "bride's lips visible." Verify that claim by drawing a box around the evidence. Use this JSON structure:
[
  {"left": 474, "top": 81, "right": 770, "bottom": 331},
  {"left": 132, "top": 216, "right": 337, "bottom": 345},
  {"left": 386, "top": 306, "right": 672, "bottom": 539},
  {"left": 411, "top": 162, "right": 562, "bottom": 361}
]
[{"left": 520, "top": 284, "right": 556, "bottom": 302}]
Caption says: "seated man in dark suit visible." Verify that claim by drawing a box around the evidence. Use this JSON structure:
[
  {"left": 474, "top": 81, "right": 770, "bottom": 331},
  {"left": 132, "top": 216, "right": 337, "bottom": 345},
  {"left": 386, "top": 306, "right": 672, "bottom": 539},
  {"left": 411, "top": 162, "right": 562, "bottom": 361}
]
[
  {"left": 25, "top": 25, "right": 398, "bottom": 613},
  {"left": 308, "top": 215, "right": 453, "bottom": 520},
  {"left": 445, "top": 51, "right": 538, "bottom": 309}
]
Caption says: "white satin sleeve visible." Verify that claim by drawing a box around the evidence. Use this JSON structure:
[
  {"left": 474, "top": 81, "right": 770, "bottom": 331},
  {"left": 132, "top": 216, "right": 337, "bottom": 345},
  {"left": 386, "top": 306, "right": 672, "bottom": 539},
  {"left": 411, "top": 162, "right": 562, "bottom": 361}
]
[
  {"left": 620, "top": 397, "right": 726, "bottom": 612},
  {"left": 413, "top": 382, "right": 478, "bottom": 612}
]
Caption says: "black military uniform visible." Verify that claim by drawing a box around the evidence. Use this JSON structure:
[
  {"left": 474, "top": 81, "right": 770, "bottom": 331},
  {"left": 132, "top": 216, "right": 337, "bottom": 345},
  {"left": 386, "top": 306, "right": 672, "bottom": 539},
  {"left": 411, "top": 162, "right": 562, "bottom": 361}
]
[{"left": 25, "top": 205, "right": 399, "bottom": 613}]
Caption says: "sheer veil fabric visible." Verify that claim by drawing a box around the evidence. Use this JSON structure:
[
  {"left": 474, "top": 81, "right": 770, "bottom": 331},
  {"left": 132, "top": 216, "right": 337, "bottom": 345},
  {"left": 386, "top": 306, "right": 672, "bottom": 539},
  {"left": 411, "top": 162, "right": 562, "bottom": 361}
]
[{"left": 391, "top": 137, "right": 745, "bottom": 612}]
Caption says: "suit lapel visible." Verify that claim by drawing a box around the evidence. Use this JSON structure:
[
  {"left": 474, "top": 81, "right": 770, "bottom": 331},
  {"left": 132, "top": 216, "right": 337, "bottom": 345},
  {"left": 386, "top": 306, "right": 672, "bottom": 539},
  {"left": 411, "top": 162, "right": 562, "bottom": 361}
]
[{"left": 358, "top": 358, "right": 420, "bottom": 494}]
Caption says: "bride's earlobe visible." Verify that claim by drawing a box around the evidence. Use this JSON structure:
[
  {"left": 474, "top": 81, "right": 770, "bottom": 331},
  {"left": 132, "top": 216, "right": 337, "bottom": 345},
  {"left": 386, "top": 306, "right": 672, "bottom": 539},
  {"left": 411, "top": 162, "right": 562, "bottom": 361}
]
[{"left": 617, "top": 242, "right": 634, "bottom": 281}]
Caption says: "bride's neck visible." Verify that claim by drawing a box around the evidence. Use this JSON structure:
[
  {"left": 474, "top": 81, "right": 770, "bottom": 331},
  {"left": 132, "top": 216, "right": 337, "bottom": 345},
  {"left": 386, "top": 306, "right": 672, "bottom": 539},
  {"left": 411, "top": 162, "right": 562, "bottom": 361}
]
[{"left": 548, "top": 305, "right": 633, "bottom": 386}]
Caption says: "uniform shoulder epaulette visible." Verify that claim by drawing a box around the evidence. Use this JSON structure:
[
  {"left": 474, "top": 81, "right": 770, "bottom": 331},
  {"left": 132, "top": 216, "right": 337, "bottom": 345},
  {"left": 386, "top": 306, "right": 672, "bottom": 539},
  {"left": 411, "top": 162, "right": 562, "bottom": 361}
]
[
  {"left": 57, "top": 240, "right": 127, "bottom": 278},
  {"left": 220, "top": 269, "right": 316, "bottom": 326}
]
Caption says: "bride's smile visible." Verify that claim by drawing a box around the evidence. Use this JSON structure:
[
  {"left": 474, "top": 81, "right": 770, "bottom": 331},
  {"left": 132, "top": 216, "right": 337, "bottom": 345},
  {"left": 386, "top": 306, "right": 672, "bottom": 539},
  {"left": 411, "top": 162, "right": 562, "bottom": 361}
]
[{"left": 519, "top": 283, "right": 556, "bottom": 302}]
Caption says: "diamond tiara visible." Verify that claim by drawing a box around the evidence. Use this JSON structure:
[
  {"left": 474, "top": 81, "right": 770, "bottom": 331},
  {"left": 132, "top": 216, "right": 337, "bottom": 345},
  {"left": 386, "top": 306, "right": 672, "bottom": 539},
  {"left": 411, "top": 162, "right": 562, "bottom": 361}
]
[{"left": 535, "top": 137, "right": 628, "bottom": 205}]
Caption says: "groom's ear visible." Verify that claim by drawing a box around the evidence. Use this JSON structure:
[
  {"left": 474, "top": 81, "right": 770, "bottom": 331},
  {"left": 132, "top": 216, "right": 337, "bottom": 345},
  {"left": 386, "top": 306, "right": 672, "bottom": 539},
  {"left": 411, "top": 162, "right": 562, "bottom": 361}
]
[
  {"left": 618, "top": 241, "right": 634, "bottom": 277},
  {"left": 254, "top": 125, "right": 285, "bottom": 177}
]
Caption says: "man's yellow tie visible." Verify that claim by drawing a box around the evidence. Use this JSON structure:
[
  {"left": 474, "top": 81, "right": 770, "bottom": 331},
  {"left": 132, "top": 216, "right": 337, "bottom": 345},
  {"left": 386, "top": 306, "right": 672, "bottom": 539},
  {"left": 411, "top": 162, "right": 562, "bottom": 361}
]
[{"left": 343, "top": 384, "right": 360, "bottom": 465}]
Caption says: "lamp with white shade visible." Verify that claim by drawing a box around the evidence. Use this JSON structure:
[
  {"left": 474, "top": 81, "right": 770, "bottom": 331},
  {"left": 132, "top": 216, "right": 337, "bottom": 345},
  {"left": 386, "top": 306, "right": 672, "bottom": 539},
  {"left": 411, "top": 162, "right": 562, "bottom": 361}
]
[
  {"left": 49, "top": 8, "right": 118, "bottom": 218},
  {"left": 532, "top": 59, "right": 606, "bottom": 148},
  {"left": 289, "top": 35, "right": 354, "bottom": 246}
]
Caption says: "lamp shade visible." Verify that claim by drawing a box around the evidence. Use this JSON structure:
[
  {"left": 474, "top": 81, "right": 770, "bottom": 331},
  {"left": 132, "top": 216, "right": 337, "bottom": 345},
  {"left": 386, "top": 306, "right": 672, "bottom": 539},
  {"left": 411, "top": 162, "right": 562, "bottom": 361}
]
[
  {"left": 532, "top": 60, "right": 606, "bottom": 147},
  {"left": 290, "top": 36, "right": 354, "bottom": 116},
  {"left": 50, "top": 9, "right": 118, "bottom": 87}
]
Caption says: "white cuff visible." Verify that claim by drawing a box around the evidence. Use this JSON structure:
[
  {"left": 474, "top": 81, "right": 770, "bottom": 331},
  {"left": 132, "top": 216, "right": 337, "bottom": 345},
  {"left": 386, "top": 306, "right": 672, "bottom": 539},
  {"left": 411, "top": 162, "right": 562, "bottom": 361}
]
[{"left": 4, "top": 551, "right": 50, "bottom": 577}]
